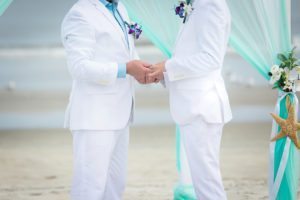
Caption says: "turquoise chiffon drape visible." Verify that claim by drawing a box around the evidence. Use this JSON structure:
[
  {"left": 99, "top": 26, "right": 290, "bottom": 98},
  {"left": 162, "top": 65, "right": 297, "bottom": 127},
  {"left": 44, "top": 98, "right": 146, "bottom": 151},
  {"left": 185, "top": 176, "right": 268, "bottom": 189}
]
[
  {"left": 227, "top": 0, "right": 291, "bottom": 79},
  {"left": 0, "top": 0, "right": 13, "bottom": 16},
  {"left": 121, "top": 0, "right": 299, "bottom": 199},
  {"left": 275, "top": 94, "right": 299, "bottom": 200}
]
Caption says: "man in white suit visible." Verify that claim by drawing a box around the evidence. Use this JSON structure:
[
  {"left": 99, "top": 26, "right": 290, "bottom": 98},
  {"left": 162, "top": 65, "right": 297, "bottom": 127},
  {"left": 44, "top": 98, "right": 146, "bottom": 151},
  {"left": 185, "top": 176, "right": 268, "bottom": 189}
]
[
  {"left": 61, "top": 0, "right": 151, "bottom": 199},
  {"left": 148, "top": 0, "right": 232, "bottom": 199}
]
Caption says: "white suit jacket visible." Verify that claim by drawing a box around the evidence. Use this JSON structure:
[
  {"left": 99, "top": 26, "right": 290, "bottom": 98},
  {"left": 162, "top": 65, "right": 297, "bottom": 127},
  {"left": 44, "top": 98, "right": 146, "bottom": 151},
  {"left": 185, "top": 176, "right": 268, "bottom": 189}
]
[
  {"left": 164, "top": 0, "right": 232, "bottom": 125},
  {"left": 61, "top": 0, "right": 137, "bottom": 130}
]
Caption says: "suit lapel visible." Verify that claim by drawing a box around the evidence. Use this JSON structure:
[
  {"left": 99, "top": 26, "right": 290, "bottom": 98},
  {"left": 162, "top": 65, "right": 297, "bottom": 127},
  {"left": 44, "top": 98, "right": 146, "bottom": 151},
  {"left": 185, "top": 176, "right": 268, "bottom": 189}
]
[
  {"left": 173, "top": 24, "right": 185, "bottom": 54},
  {"left": 118, "top": 4, "right": 134, "bottom": 52},
  {"left": 88, "top": 0, "right": 128, "bottom": 50}
]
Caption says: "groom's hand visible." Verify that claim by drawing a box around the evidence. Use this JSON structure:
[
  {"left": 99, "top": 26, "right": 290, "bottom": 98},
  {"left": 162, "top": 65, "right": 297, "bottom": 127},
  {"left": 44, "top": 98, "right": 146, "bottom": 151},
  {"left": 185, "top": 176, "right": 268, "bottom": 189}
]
[
  {"left": 147, "top": 61, "right": 166, "bottom": 83},
  {"left": 126, "top": 60, "right": 151, "bottom": 84}
]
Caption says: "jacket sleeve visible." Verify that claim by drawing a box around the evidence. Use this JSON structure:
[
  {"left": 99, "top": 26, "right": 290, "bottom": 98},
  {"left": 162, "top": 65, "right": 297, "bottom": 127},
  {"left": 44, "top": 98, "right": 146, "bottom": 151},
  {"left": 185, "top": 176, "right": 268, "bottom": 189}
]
[
  {"left": 61, "top": 10, "right": 118, "bottom": 85},
  {"left": 165, "top": 1, "right": 227, "bottom": 82}
]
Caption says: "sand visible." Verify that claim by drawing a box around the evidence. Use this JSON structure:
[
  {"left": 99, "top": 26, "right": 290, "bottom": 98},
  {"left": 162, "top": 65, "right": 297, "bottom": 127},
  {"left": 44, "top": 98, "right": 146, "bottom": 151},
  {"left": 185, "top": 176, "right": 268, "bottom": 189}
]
[{"left": 0, "top": 123, "right": 275, "bottom": 200}]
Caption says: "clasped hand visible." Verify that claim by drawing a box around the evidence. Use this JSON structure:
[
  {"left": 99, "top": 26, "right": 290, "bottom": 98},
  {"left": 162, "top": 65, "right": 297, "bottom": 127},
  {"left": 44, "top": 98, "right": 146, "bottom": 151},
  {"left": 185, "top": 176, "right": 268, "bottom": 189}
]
[{"left": 127, "top": 60, "right": 166, "bottom": 84}]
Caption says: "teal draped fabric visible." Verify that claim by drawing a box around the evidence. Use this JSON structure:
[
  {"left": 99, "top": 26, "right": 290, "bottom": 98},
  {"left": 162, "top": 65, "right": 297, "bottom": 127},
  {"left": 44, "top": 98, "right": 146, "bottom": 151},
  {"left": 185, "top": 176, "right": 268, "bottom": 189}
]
[
  {"left": 0, "top": 0, "right": 13, "bottom": 16},
  {"left": 275, "top": 94, "right": 299, "bottom": 200},
  {"left": 121, "top": 0, "right": 299, "bottom": 199}
]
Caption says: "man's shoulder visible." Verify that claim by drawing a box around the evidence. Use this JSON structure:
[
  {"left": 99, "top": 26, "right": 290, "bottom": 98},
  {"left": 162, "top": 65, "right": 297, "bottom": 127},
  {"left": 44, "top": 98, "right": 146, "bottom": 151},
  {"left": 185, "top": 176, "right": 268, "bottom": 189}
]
[
  {"left": 64, "top": 1, "right": 93, "bottom": 20},
  {"left": 61, "top": 1, "right": 93, "bottom": 34}
]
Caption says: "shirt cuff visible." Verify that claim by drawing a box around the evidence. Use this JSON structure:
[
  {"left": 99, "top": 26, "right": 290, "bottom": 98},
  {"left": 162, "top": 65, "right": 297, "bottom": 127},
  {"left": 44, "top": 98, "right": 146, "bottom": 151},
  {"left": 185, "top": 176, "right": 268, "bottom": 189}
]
[{"left": 117, "top": 63, "right": 127, "bottom": 78}]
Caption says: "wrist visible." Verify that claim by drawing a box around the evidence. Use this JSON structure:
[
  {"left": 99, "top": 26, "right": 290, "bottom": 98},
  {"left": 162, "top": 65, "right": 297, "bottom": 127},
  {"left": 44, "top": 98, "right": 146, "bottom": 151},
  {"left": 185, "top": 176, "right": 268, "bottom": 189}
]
[
  {"left": 126, "top": 60, "right": 137, "bottom": 75},
  {"left": 126, "top": 62, "right": 132, "bottom": 75}
]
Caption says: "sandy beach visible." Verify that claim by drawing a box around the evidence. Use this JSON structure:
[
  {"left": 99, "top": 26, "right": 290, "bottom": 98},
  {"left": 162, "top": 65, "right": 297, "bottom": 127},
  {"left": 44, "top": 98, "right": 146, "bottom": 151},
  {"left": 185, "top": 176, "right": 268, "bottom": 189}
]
[{"left": 0, "top": 123, "right": 272, "bottom": 200}]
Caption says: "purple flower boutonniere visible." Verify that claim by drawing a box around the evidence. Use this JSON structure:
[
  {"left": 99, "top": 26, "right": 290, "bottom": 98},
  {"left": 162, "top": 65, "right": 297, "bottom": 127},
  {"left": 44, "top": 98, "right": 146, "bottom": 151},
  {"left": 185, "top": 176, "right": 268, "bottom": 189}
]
[
  {"left": 175, "top": 0, "right": 194, "bottom": 23},
  {"left": 125, "top": 22, "right": 143, "bottom": 39}
]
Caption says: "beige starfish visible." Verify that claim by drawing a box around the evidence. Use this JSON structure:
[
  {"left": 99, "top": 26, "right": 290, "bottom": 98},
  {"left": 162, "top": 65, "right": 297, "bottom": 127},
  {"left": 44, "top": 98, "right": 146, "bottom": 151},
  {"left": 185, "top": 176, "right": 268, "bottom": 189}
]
[{"left": 270, "top": 95, "right": 300, "bottom": 149}]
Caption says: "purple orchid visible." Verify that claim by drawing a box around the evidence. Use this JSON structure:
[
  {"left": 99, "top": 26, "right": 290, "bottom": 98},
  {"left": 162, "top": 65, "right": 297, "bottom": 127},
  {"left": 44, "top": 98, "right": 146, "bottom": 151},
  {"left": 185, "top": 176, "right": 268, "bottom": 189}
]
[
  {"left": 174, "top": 0, "right": 194, "bottom": 23},
  {"left": 126, "top": 22, "right": 142, "bottom": 40},
  {"left": 175, "top": 2, "right": 185, "bottom": 18}
]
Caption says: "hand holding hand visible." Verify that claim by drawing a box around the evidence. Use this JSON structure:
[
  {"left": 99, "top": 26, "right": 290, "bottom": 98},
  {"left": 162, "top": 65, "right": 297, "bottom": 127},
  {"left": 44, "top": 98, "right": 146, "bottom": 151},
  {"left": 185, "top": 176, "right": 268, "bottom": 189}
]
[
  {"left": 126, "top": 60, "right": 151, "bottom": 84},
  {"left": 147, "top": 61, "right": 166, "bottom": 83}
]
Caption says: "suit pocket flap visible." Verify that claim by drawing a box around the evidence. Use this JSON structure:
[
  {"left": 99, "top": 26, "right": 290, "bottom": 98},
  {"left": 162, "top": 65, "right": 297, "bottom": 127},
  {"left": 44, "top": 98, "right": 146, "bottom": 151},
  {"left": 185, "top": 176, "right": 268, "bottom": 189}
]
[{"left": 78, "top": 81, "right": 119, "bottom": 95}]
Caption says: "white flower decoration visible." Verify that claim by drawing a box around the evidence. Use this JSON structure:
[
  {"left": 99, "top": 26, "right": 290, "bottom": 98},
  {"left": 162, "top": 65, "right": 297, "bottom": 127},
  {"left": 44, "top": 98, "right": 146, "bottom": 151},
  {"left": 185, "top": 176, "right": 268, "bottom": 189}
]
[
  {"left": 270, "top": 65, "right": 280, "bottom": 74},
  {"left": 283, "top": 80, "right": 294, "bottom": 91},
  {"left": 269, "top": 65, "right": 283, "bottom": 84}
]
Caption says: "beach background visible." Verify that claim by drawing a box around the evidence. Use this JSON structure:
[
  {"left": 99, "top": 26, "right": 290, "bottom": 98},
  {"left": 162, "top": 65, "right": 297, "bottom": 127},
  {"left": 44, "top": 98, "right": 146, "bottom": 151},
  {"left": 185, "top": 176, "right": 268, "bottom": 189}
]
[{"left": 0, "top": 0, "right": 299, "bottom": 199}]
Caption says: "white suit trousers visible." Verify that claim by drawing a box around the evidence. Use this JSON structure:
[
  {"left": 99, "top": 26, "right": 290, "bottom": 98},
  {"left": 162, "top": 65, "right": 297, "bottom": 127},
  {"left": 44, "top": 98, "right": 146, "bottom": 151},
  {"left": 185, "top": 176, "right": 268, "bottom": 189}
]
[
  {"left": 71, "top": 127, "right": 129, "bottom": 200},
  {"left": 179, "top": 118, "right": 227, "bottom": 200}
]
